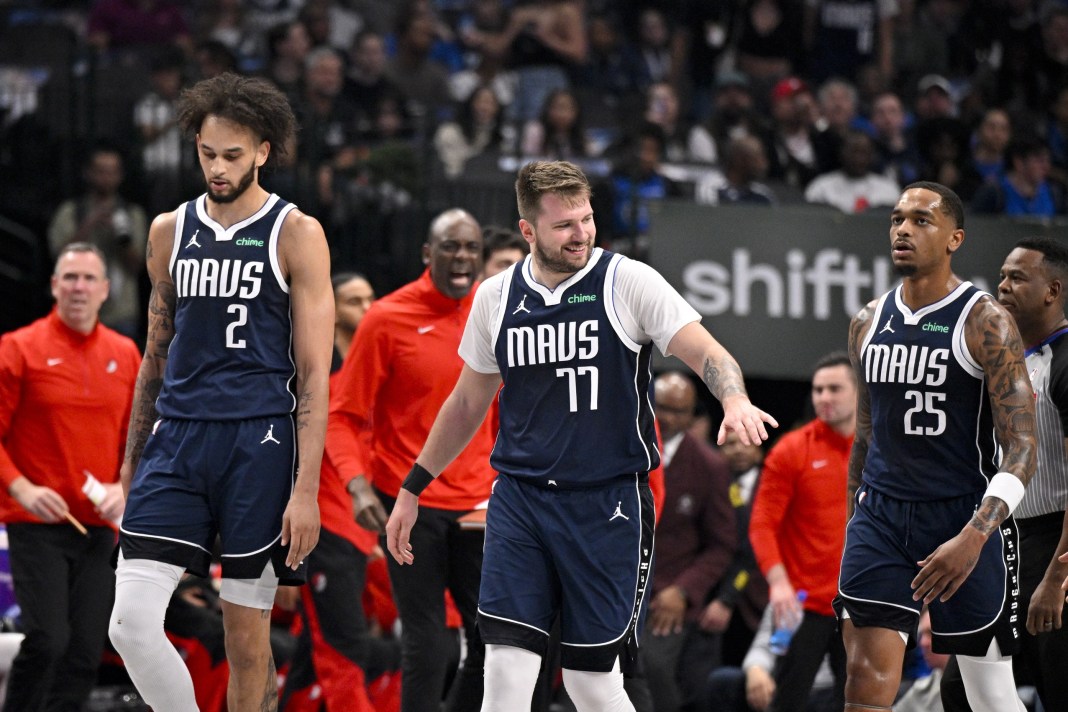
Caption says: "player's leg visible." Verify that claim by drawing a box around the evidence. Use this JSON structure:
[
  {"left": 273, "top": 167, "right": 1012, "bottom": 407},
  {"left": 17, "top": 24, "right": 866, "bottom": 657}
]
[
  {"left": 840, "top": 619, "right": 905, "bottom": 711},
  {"left": 482, "top": 644, "right": 542, "bottom": 709},
  {"left": 219, "top": 564, "right": 282, "bottom": 710},
  {"left": 955, "top": 638, "right": 1026, "bottom": 712},
  {"left": 109, "top": 555, "right": 197, "bottom": 711},
  {"left": 562, "top": 657, "right": 635, "bottom": 712}
]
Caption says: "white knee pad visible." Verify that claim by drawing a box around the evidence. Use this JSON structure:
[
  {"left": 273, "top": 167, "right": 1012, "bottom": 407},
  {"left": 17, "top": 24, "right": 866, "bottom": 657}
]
[
  {"left": 481, "top": 644, "right": 542, "bottom": 711},
  {"left": 110, "top": 555, "right": 198, "bottom": 712},
  {"left": 219, "top": 561, "right": 279, "bottom": 610},
  {"left": 562, "top": 657, "right": 635, "bottom": 712},
  {"left": 956, "top": 638, "right": 1027, "bottom": 712}
]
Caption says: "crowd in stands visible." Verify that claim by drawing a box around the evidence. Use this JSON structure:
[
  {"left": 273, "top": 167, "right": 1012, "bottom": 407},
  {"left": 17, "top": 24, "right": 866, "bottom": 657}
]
[{"left": 0, "top": 1, "right": 1067, "bottom": 710}]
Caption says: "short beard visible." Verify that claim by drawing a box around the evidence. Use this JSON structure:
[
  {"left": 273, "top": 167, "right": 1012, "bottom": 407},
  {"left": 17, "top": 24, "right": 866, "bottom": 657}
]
[
  {"left": 533, "top": 241, "right": 588, "bottom": 276},
  {"left": 206, "top": 163, "right": 256, "bottom": 204},
  {"left": 893, "top": 263, "right": 917, "bottom": 277}
]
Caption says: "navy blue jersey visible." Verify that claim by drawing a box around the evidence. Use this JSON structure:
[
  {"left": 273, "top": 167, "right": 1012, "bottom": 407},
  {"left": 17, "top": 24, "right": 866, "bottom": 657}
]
[
  {"left": 860, "top": 282, "right": 998, "bottom": 500},
  {"left": 491, "top": 251, "right": 660, "bottom": 483},
  {"left": 156, "top": 194, "right": 297, "bottom": 420}
]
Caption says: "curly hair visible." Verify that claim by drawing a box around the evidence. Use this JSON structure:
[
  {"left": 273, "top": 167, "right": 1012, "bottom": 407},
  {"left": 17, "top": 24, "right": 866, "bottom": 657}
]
[
  {"left": 515, "top": 160, "right": 592, "bottom": 222},
  {"left": 177, "top": 72, "right": 296, "bottom": 167}
]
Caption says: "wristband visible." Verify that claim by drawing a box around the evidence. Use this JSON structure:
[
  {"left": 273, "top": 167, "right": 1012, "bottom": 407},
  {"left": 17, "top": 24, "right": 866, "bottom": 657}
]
[
  {"left": 983, "top": 472, "right": 1026, "bottom": 514},
  {"left": 401, "top": 463, "right": 435, "bottom": 496}
]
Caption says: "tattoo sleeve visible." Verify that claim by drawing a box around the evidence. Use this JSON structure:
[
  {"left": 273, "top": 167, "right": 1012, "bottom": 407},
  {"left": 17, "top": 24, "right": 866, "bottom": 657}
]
[
  {"left": 846, "top": 303, "right": 875, "bottom": 519},
  {"left": 124, "top": 279, "right": 176, "bottom": 469},
  {"left": 702, "top": 355, "right": 748, "bottom": 403},
  {"left": 965, "top": 297, "right": 1037, "bottom": 535}
]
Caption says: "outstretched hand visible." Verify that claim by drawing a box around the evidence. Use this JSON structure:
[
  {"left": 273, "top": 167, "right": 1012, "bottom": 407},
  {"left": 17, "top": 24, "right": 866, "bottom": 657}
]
[{"left": 717, "top": 395, "right": 778, "bottom": 446}]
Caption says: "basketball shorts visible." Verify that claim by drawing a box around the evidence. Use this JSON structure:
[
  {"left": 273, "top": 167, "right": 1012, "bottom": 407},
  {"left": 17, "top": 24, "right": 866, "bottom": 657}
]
[
  {"left": 477, "top": 473, "right": 655, "bottom": 673},
  {"left": 834, "top": 483, "right": 1020, "bottom": 656},
  {"left": 119, "top": 416, "right": 306, "bottom": 584}
]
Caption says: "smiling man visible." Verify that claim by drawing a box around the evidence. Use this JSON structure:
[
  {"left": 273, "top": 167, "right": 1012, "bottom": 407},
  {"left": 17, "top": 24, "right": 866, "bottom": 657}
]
[
  {"left": 385, "top": 160, "right": 777, "bottom": 711},
  {"left": 328, "top": 208, "right": 494, "bottom": 712},
  {"left": 834, "top": 181, "right": 1036, "bottom": 712}
]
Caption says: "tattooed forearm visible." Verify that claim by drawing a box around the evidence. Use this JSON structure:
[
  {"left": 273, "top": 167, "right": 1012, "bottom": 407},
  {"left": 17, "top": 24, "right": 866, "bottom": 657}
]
[
  {"left": 970, "top": 497, "right": 1010, "bottom": 536},
  {"left": 846, "top": 433, "right": 868, "bottom": 519},
  {"left": 124, "top": 376, "right": 162, "bottom": 465},
  {"left": 846, "top": 304, "right": 875, "bottom": 518},
  {"left": 295, "top": 391, "right": 313, "bottom": 431},
  {"left": 125, "top": 281, "right": 176, "bottom": 469},
  {"left": 702, "top": 356, "right": 747, "bottom": 402}
]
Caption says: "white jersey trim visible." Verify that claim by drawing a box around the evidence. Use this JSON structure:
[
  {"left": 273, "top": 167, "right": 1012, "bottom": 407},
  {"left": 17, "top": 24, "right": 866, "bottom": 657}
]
[
  {"left": 859, "top": 291, "right": 891, "bottom": 360},
  {"left": 520, "top": 248, "right": 604, "bottom": 306},
  {"left": 952, "top": 290, "right": 985, "bottom": 378},
  {"left": 269, "top": 203, "right": 296, "bottom": 294},
  {"left": 195, "top": 193, "right": 280, "bottom": 241},
  {"left": 894, "top": 281, "right": 975, "bottom": 326},
  {"left": 118, "top": 527, "right": 212, "bottom": 555},
  {"left": 604, "top": 253, "right": 641, "bottom": 353},
  {"left": 477, "top": 608, "right": 550, "bottom": 637},
  {"left": 169, "top": 202, "right": 187, "bottom": 274},
  {"left": 220, "top": 532, "right": 283, "bottom": 559}
]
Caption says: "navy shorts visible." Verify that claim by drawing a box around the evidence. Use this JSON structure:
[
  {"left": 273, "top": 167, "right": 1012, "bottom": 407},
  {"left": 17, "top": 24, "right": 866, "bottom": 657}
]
[
  {"left": 477, "top": 473, "right": 655, "bottom": 673},
  {"left": 119, "top": 416, "right": 305, "bottom": 584},
  {"left": 834, "top": 483, "right": 1020, "bottom": 656}
]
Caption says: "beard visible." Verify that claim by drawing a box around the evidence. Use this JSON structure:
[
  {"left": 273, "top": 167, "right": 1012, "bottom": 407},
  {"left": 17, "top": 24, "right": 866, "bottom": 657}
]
[
  {"left": 893, "top": 262, "right": 917, "bottom": 277},
  {"left": 206, "top": 162, "right": 256, "bottom": 204},
  {"left": 532, "top": 240, "right": 591, "bottom": 276}
]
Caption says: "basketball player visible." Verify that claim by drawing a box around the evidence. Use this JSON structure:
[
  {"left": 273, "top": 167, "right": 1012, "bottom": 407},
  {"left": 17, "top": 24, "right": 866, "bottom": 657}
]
[
  {"left": 834, "top": 182, "right": 1037, "bottom": 712},
  {"left": 385, "top": 160, "right": 778, "bottom": 711},
  {"left": 108, "top": 73, "right": 333, "bottom": 712}
]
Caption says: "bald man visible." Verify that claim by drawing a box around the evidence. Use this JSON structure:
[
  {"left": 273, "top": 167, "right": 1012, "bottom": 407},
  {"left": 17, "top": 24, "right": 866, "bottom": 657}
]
[{"left": 641, "top": 371, "right": 737, "bottom": 712}]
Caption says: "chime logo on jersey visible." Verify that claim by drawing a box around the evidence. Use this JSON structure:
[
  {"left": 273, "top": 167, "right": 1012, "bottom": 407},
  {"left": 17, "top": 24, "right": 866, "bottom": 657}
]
[
  {"left": 174, "top": 258, "right": 264, "bottom": 299},
  {"left": 505, "top": 319, "right": 599, "bottom": 367},
  {"left": 864, "top": 343, "right": 950, "bottom": 386}
]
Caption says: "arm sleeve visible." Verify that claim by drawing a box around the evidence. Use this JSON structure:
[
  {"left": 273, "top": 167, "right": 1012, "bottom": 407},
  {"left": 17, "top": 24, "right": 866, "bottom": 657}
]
[
  {"left": 748, "top": 435, "right": 798, "bottom": 576},
  {"left": 611, "top": 257, "right": 701, "bottom": 356},
  {"left": 0, "top": 336, "right": 26, "bottom": 487},
  {"left": 325, "top": 307, "right": 391, "bottom": 484}
]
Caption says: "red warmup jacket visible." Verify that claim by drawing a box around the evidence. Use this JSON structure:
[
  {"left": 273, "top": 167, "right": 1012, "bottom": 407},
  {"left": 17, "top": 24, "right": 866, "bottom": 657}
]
[
  {"left": 327, "top": 270, "right": 497, "bottom": 511},
  {"left": 0, "top": 309, "right": 140, "bottom": 528},
  {"left": 749, "top": 418, "right": 852, "bottom": 616}
]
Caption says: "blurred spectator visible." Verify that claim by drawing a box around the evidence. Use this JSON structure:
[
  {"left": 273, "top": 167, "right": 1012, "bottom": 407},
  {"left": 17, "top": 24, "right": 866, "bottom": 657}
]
[
  {"left": 133, "top": 47, "right": 188, "bottom": 216},
  {"left": 633, "top": 7, "right": 675, "bottom": 88},
  {"left": 345, "top": 30, "right": 406, "bottom": 141},
  {"left": 987, "top": 0, "right": 1043, "bottom": 114},
  {"left": 970, "top": 107, "right": 1012, "bottom": 184},
  {"left": 869, "top": 91, "right": 919, "bottom": 187},
  {"left": 706, "top": 69, "right": 769, "bottom": 162},
  {"left": 520, "top": 88, "right": 593, "bottom": 160},
  {"left": 703, "top": 605, "right": 837, "bottom": 712},
  {"left": 299, "top": 0, "right": 364, "bottom": 52},
  {"left": 0, "top": 244, "right": 139, "bottom": 712},
  {"left": 193, "top": 0, "right": 262, "bottom": 71},
  {"left": 292, "top": 47, "right": 361, "bottom": 221},
  {"left": 480, "top": 226, "right": 529, "bottom": 280},
  {"left": 642, "top": 372, "right": 736, "bottom": 712},
  {"left": 972, "top": 135, "right": 1067, "bottom": 216},
  {"left": 87, "top": 0, "right": 192, "bottom": 56},
  {"left": 733, "top": 0, "right": 805, "bottom": 85},
  {"left": 915, "top": 116, "right": 982, "bottom": 201},
  {"left": 814, "top": 78, "right": 869, "bottom": 169},
  {"left": 698, "top": 135, "right": 777, "bottom": 206},
  {"left": 804, "top": 130, "right": 900, "bottom": 213},
  {"left": 434, "top": 84, "right": 505, "bottom": 178},
  {"left": 602, "top": 122, "right": 684, "bottom": 259},
  {"left": 803, "top": 0, "right": 898, "bottom": 84},
  {"left": 749, "top": 352, "right": 855, "bottom": 711},
  {"left": 264, "top": 19, "right": 313, "bottom": 99},
  {"left": 385, "top": 1, "right": 453, "bottom": 128},
  {"left": 891, "top": 0, "right": 951, "bottom": 103},
  {"left": 47, "top": 144, "right": 148, "bottom": 340},
  {"left": 1036, "top": 5, "right": 1068, "bottom": 116},
  {"left": 193, "top": 38, "right": 239, "bottom": 80},
  {"left": 450, "top": 0, "right": 518, "bottom": 108},
  {"left": 913, "top": 73, "right": 956, "bottom": 121},
  {"left": 764, "top": 76, "right": 825, "bottom": 188},
  {"left": 894, "top": 610, "right": 946, "bottom": 712},
  {"left": 574, "top": 12, "right": 645, "bottom": 117},
  {"left": 674, "top": 0, "right": 735, "bottom": 121},
  {"left": 1046, "top": 86, "right": 1068, "bottom": 189},
  {"left": 701, "top": 432, "right": 769, "bottom": 669},
  {"left": 643, "top": 82, "right": 717, "bottom": 166},
  {"left": 494, "top": 0, "right": 588, "bottom": 123}
]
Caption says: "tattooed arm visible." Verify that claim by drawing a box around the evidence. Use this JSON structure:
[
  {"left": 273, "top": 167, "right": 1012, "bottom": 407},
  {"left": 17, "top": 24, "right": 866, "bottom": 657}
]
[
  {"left": 278, "top": 208, "right": 333, "bottom": 569},
  {"left": 912, "top": 295, "right": 1037, "bottom": 604},
  {"left": 120, "top": 213, "right": 177, "bottom": 499},
  {"left": 667, "top": 322, "right": 779, "bottom": 446},
  {"left": 846, "top": 301, "right": 876, "bottom": 519}
]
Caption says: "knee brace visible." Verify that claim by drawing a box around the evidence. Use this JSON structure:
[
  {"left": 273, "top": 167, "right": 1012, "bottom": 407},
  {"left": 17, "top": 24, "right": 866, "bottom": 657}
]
[
  {"left": 481, "top": 643, "right": 541, "bottom": 711},
  {"left": 562, "top": 657, "right": 635, "bottom": 712},
  {"left": 956, "top": 638, "right": 1026, "bottom": 712}
]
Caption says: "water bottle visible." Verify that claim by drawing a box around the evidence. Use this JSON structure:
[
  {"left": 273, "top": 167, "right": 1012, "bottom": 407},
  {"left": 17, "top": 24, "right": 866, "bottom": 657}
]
[{"left": 768, "top": 590, "right": 808, "bottom": 655}]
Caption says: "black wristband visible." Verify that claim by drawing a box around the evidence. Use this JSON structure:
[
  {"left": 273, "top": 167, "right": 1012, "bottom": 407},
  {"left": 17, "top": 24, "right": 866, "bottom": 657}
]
[{"left": 401, "top": 463, "right": 435, "bottom": 496}]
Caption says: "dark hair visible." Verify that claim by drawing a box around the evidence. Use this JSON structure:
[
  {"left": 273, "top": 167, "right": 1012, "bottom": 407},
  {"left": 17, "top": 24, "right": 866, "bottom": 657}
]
[
  {"left": 482, "top": 225, "right": 528, "bottom": 262},
  {"left": 1006, "top": 135, "right": 1049, "bottom": 166},
  {"left": 535, "top": 88, "right": 587, "bottom": 158},
  {"left": 458, "top": 85, "right": 503, "bottom": 145},
  {"left": 331, "top": 271, "right": 369, "bottom": 293},
  {"left": 813, "top": 350, "right": 852, "bottom": 378},
  {"left": 55, "top": 242, "right": 108, "bottom": 273},
  {"left": 177, "top": 72, "right": 296, "bottom": 167},
  {"left": 1015, "top": 237, "right": 1068, "bottom": 281},
  {"left": 902, "top": 180, "right": 965, "bottom": 229}
]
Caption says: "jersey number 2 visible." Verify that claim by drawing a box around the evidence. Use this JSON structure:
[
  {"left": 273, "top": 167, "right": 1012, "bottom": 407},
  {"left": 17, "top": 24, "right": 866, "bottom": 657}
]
[
  {"left": 557, "top": 366, "right": 599, "bottom": 412},
  {"left": 226, "top": 304, "right": 248, "bottom": 349}
]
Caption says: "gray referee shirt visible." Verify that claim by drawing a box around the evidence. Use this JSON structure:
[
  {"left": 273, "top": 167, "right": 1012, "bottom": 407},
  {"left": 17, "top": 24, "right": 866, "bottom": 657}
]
[{"left": 1016, "top": 330, "right": 1068, "bottom": 519}]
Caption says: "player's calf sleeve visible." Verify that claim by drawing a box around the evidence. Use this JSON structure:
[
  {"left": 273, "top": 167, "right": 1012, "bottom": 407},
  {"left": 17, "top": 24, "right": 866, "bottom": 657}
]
[
  {"left": 955, "top": 638, "right": 1027, "bottom": 712},
  {"left": 481, "top": 644, "right": 542, "bottom": 711},
  {"left": 562, "top": 658, "right": 635, "bottom": 712},
  {"left": 109, "top": 556, "right": 198, "bottom": 712}
]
